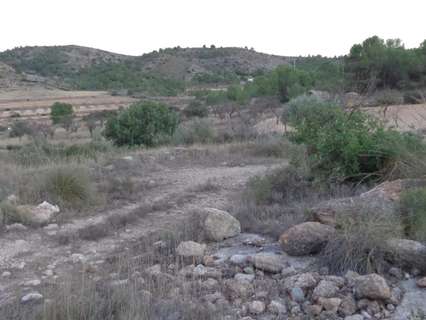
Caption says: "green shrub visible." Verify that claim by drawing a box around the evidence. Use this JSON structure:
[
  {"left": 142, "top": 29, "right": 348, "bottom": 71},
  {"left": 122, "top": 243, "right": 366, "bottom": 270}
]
[
  {"left": 286, "top": 95, "right": 426, "bottom": 182},
  {"left": 182, "top": 101, "right": 209, "bottom": 118},
  {"left": 400, "top": 188, "right": 426, "bottom": 242},
  {"left": 172, "top": 118, "right": 216, "bottom": 145},
  {"left": 104, "top": 101, "right": 178, "bottom": 147},
  {"left": 50, "top": 102, "right": 74, "bottom": 128}
]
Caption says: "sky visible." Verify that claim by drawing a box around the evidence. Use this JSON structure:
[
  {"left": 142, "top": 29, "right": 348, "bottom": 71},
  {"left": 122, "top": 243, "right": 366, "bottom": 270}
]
[{"left": 1, "top": 0, "right": 425, "bottom": 57}]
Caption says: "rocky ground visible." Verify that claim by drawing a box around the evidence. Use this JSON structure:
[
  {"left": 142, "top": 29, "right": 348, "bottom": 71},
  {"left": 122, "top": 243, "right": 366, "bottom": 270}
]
[{"left": 1, "top": 148, "right": 426, "bottom": 320}]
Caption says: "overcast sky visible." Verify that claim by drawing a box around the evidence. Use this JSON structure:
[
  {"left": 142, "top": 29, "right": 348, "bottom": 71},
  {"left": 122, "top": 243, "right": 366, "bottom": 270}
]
[{"left": 1, "top": 0, "right": 425, "bottom": 57}]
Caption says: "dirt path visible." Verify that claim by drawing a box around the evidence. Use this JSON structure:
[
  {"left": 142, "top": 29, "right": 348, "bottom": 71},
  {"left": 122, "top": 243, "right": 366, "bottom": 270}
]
[{"left": 0, "top": 159, "right": 281, "bottom": 306}]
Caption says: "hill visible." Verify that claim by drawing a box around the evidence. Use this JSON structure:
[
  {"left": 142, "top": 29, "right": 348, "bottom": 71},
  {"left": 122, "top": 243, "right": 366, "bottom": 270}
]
[{"left": 0, "top": 45, "right": 293, "bottom": 94}]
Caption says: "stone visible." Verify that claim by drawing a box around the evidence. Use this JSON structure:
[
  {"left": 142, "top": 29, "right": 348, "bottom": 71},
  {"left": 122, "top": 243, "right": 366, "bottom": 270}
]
[
  {"left": 318, "top": 297, "right": 342, "bottom": 313},
  {"left": 392, "top": 279, "right": 426, "bottom": 319},
  {"left": 145, "top": 264, "right": 162, "bottom": 276},
  {"left": 284, "top": 272, "right": 318, "bottom": 291},
  {"left": 2, "top": 271, "right": 11, "bottom": 278},
  {"left": 312, "top": 280, "right": 339, "bottom": 300},
  {"left": 202, "top": 208, "right": 241, "bottom": 241},
  {"left": 339, "top": 295, "right": 357, "bottom": 316},
  {"left": 344, "top": 315, "right": 364, "bottom": 320},
  {"left": 416, "top": 277, "right": 426, "bottom": 288},
  {"left": 252, "top": 253, "right": 284, "bottom": 273},
  {"left": 248, "top": 300, "right": 265, "bottom": 314},
  {"left": 289, "top": 287, "right": 305, "bottom": 303},
  {"left": 6, "top": 223, "right": 27, "bottom": 231},
  {"left": 234, "top": 273, "right": 255, "bottom": 283},
  {"left": 17, "top": 201, "right": 59, "bottom": 226},
  {"left": 192, "top": 264, "right": 222, "bottom": 279},
  {"left": 279, "top": 222, "right": 335, "bottom": 256},
  {"left": 311, "top": 179, "right": 426, "bottom": 226},
  {"left": 268, "top": 300, "right": 287, "bottom": 315},
  {"left": 21, "top": 292, "right": 43, "bottom": 304},
  {"left": 306, "top": 304, "right": 322, "bottom": 317},
  {"left": 344, "top": 270, "right": 360, "bottom": 287},
  {"left": 224, "top": 279, "right": 253, "bottom": 300},
  {"left": 176, "top": 241, "right": 206, "bottom": 258},
  {"left": 23, "top": 279, "right": 41, "bottom": 287},
  {"left": 354, "top": 274, "right": 391, "bottom": 300},
  {"left": 229, "top": 254, "right": 249, "bottom": 266},
  {"left": 385, "top": 238, "right": 426, "bottom": 272}
]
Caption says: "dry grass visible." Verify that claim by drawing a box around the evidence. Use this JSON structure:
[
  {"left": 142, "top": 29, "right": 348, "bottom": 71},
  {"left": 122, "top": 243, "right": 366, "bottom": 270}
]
[{"left": 319, "top": 212, "right": 403, "bottom": 275}]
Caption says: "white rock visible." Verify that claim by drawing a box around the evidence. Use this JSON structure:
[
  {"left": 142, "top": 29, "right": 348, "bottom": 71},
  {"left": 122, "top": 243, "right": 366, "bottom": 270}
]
[
  {"left": 202, "top": 208, "right": 241, "bottom": 241},
  {"left": 234, "top": 273, "right": 255, "bottom": 283},
  {"left": 176, "top": 241, "right": 206, "bottom": 258},
  {"left": 2, "top": 271, "right": 12, "bottom": 278},
  {"left": 21, "top": 292, "right": 43, "bottom": 304},
  {"left": 23, "top": 279, "right": 41, "bottom": 287}
]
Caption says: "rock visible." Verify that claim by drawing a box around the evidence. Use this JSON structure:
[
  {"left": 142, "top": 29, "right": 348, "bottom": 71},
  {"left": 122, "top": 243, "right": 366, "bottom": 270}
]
[
  {"left": 268, "top": 300, "right": 287, "bottom": 315},
  {"left": 416, "top": 277, "right": 426, "bottom": 288},
  {"left": 344, "top": 315, "right": 364, "bottom": 320},
  {"left": 21, "top": 292, "right": 43, "bottom": 304},
  {"left": 2, "top": 271, "right": 11, "bottom": 278},
  {"left": 145, "top": 264, "right": 162, "bottom": 276},
  {"left": 354, "top": 274, "right": 391, "bottom": 300},
  {"left": 392, "top": 279, "right": 426, "bottom": 319},
  {"left": 229, "top": 254, "right": 249, "bottom": 266},
  {"left": 224, "top": 279, "right": 253, "bottom": 300},
  {"left": 192, "top": 264, "right": 222, "bottom": 279},
  {"left": 306, "top": 304, "right": 322, "bottom": 317},
  {"left": 312, "top": 280, "right": 339, "bottom": 300},
  {"left": 318, "top": 297, "right": 342, "bottom": 313},
  {"left": 339, "top": 295, "right": 357, "bottom": 316},
  {"left": 17, "top": 201, "right": 59, "bottom": 226},
  {"left": 385, "top": 238, "right": 426, "bottom": 272},
  {"left": 234, "top": 273, "right": 255, "bottom": 283},
  {"left": 279, "top": 222, "right": 335, "bottom": 256},
  {"left": 388, "top": 267, "right": 404, "bottom": 280},
  {"left": 252, "top": 253, "right": 285, "bottom": 273},
  {"left": 284, "top": 272, "right": 318, "bottom": 291},
  {"left": 202, "top": 208, "right": 241, "bottom": 241},
  {"left": 6, "top": 223, "right": 27, "bottom": 231},
  {"left": 23, "top": 279, "right": 41, "bottom": 287},
  {"left": 289, "top": 287, "right": 305, "bottom": 303},
  {"left": 344, "top": 270, "right": 360, "bottom": 287},
  {"left": 176, "top": 241, "right": 206, "bottom": 258},
  {"left": 248, "top": 300, "right": 265, "bottom": 314},
  {"left": 311, "top": 179, "right": 426, "bottom": 226}
]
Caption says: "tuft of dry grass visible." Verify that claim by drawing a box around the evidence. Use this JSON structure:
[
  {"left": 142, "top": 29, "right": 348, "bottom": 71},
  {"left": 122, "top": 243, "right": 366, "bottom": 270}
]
[{"left": 319, "top": 212, "right": 403, "bottom": 275}]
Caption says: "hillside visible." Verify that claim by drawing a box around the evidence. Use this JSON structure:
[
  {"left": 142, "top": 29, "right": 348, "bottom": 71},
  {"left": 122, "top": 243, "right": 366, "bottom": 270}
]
[{"left": 0, "top": 45, "right": 292, "bottom": 94}]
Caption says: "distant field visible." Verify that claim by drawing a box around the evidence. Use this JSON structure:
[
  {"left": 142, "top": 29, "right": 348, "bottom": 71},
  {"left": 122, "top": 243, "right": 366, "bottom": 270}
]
[
  {"left": 364, "top": 103, "right": 426, "bottom": 132},
  {"left": 0, "top": 88, "right": 136, "bottom": 124}
]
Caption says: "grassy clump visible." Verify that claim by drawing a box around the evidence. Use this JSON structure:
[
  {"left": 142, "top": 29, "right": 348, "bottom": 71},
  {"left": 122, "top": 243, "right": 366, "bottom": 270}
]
[
  {"left": 400, "top": 187, "right": 426, "bottom": 242},
  {"left": 172, "top": 118, "right": 216, "bottom": 145},
  {"left": 319, "top": 212, "right": 403, "bottom": 274}
]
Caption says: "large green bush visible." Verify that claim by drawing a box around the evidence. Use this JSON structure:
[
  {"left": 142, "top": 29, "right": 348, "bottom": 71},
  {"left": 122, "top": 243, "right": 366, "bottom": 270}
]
[
  {"left": 104, "top": 101, "right": 178, "bottom": 147},
  {"left": 50, "top": 102, "right": 74, "bottom": 130},
  {"left": 286, "top": 95, "right": 426, "bottom": 182}
]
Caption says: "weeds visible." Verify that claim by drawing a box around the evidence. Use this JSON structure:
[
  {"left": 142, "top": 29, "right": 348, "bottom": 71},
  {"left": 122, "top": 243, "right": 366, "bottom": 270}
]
[
  {"left": 319, "top": 212, "right": 403, "bottom": 274},
  {"left": 400, "top": 187, "right": 426, "bottom": 242}
]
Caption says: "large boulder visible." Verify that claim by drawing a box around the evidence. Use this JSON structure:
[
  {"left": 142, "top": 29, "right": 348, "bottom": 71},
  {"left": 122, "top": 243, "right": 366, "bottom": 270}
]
[
  {"left": 279, "top": 222, "right": 335, "bottom": 256},
  {"left": 354, "top": 274, "right": 391, "bottom": 300},
  {"left": 384, "top": 238, "right": 426, "bottom": 273},
  {"left": 311, "top": 179, "right": 426, "bottom": 226},
  {"left": 202, "top": 208, "right": 241, "bottom": 241}
]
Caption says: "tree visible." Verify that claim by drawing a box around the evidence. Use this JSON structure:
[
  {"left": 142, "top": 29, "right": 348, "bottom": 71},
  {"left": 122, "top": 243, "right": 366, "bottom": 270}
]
[
  {"left": 50, "top": 102, "right": 74, "bottom": 131},
  {"left": 103, "top": 101, "right": 178, "bottom": 147}
]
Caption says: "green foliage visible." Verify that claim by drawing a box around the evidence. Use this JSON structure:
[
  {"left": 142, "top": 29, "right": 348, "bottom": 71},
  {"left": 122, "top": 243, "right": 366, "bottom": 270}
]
[
  {"left": 346, "top": 36, "right": 426, "bottom": 91},
  {"left": 286, "top": 95, "right": 426, "bottom": 182},
  {"left": 400, "top": 188, "right": 426, "bottom": 242},
  {"left": 103, "top": 101, "right": 178, "bottom": 147},
  {"left": 205, "top": 91, "right": 228, "bottom": 105},
  {"left": 192, "top": 71, "right": 239, "bottom": 84},
  {"left": 75, "top": 62, "right": 185, "bottom": 96},
  {"left": 182, "top": 101, "right": 209, "bottom": 118},
  {"left": 50, "top": 102, "right": 74, "bottom": 128}
]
